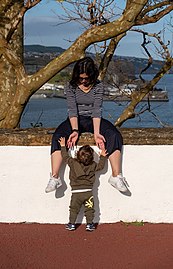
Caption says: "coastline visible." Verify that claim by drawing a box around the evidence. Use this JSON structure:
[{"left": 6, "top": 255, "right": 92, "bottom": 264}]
[{"left": 31, "top": 91, "right": 169, "bottom": 102}]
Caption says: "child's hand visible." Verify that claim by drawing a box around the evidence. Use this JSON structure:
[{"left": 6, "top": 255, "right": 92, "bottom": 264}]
[
  {"left": 100, "top": 148, "right": 107, "bottom": 157},
  {"left": 59, "top": 137, "right": 66, "bottom": 147}
]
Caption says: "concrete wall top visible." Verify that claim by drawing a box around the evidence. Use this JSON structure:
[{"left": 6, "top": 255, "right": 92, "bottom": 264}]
[{"left": 0, "top": 128, "right": 173, "bottom": 146}]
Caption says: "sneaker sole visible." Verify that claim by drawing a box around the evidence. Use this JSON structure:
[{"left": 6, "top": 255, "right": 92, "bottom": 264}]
[
  {"left": 56, "top": 183, "right": 62, "bottom": 189},
  {"left": 45, "top": 188, "right": 56, "bottom": 193},
  {"left": 110, "top": 184, "right": 127, "bottom": 192},
  {"left": 86, "top": 228, "right": 95, "bottom": 232},
  {"left": 65, "top": 226, "right": 76, "bottom": 231}
]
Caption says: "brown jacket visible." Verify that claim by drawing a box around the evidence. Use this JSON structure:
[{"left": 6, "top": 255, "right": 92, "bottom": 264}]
[{"left": 61, "top": 147, "right": 106, "bottom": 190}]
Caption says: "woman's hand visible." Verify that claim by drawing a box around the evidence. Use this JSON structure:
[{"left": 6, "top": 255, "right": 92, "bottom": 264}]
[
  {"left": 67, "top": 131, "right": 79, "bottom": 148},
  {"left": 94, "top": 133, "right": 106, "bottom": 149}
]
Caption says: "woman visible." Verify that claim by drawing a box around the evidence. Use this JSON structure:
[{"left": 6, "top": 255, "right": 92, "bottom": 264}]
[{"left": 45, "top": 57, "right": 127, "bottom": 193}]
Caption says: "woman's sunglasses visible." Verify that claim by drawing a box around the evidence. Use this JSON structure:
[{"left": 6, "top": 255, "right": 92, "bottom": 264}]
[{"left": 78, "top": 76, "right": 90, "bottom": 82}]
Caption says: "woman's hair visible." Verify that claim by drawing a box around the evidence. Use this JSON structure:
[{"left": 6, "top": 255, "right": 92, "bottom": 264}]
[
  {"left": 70, "top": 57, "right": 99, "bottom": 87},
  {"left": 77, "top": 145, "right": 94, "bottom": 166}
]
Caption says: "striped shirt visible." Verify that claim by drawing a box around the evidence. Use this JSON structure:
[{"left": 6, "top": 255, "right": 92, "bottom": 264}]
[{"left": 65, "top": 81, "right": 104, "bottom": 118}]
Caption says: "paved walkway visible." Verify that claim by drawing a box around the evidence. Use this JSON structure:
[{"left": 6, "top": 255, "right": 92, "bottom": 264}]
[{"left": 1, "top": 222, "right": 173, "bottom": 269}]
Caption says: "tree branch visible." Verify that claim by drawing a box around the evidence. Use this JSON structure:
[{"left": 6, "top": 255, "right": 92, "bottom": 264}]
[
  {"left": 136, "top": 3, "right": 173, "bottom": 25},
  {"left": 115, "top": 57, "right": 173, "bottom": 127},
  {"left": 140, "top": 1, "right": 173, "bottom": 17},
  {"left": 98, "top": 33, "right": 126, "bottom": 81}
]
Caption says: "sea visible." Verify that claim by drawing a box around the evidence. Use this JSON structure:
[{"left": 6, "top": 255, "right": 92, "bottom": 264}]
[{"left": 20, "top": 74, "right": 173, "bottom": 129}]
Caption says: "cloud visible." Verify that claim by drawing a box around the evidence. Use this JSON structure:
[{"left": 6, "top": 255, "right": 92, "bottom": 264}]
[
  {"left": 24, "top": 15, "right": 143, "bottom": 57},
  {"left": 24, "top": 13, "right": 171, "bottom": 59},
  {"left": 24, "top": 15, "right": 83, "bottom": 48}
]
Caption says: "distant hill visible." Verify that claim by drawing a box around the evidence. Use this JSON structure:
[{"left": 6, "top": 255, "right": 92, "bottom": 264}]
[
  {"left": 112, "top": 55, "right": 171, "bottom": 74},
  {"left": 24, "top": 45, "right": 65, "bottom": 54},
  {"left": 24, "top": 45, "right": 173, "bottom": 74}
]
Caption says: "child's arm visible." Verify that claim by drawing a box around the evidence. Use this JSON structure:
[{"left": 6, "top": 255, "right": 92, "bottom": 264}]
[
  {"left": 100, "top": 148, "right": 107, "bottom": 157},
  {"left": 59, "top": 137, "right": 74, "bottom": 166},
  {"left": 95, "top": 149, "right": 107, "bottom": 171}
]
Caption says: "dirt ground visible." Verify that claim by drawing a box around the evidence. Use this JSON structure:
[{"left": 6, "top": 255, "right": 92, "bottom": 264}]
[{"left": 1, "top": 222, "right": 173, "bottom": 269}]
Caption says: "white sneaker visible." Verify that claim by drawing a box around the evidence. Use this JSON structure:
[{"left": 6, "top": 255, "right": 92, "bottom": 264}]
[
  {"left": 108, "top": 174, "right": 128, "bottom": 192},
  {"left": 45, "top": 174, "right": 62, "bottom": 193}
]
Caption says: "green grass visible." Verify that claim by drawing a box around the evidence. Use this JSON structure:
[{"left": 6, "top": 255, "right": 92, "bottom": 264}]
[
  {"left": 48, "top": 71, "right": 71, "bottom": 84},
  {"left": 121, "top": 220, "right": 145, "bottom": 226}
]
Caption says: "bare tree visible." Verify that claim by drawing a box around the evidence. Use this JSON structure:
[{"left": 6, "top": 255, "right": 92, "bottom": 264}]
[
  {"left": 115, "top": 29, "right": 173, "bottom": 126},
  {"left": 0, "top": 0, "right": 173, "bottom": 128}
]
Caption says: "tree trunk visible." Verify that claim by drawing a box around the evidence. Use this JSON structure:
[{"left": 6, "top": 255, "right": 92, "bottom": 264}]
[{"left": 0, "top": 0, "right": 25, "bottom": 128}]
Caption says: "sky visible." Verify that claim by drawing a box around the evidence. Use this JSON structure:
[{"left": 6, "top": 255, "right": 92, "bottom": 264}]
[{"left": 24, "top": 0, "right": 173, "bottom": 59}]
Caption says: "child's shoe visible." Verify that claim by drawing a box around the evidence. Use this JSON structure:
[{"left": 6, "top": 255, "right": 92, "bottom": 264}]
[
  {"left": 66, "top": 223, "right": 76, "bottom": 231},
  {"left": 108, "top": 174, "right": 128, "bottom": 192},
  {"left": 45, "top": 174, "right": 62, "bottom": 193},
  {"left": 86, "top": 223, "right": 95, "bottom": 232}
]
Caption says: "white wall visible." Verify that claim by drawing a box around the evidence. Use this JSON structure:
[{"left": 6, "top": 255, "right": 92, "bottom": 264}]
[{"left": 0, "top": 145, "right": 173, "bottom": 224}]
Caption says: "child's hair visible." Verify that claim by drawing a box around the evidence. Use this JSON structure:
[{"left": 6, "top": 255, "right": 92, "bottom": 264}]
[{"left": 77, "top": 145, "right": 94, "bottom": 166}]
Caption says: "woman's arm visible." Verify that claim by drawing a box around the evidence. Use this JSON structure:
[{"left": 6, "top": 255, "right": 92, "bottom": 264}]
[
  {"left": 92, "top": 82, "right": 104, "bottom": 118},
  {"left": 93, "top": 117, "right": 105, "bottom": 149},
  {"left": 92, "top": 83, "right": 105, "bottom": 148},
  {"left": 65, "top": 83, "right": 78, "bottom": 118},
  {"left": 67, "top": 117, "right": 79, "bottom": 148},
  {"left": 93, "top": 117, "right": 100, "bottom": 135},
  {"left": 65, "top": 84, "right": 79, "bottom": 148},
  {"left": 69, "top": 117, "right": 78, "bottom": 130}
]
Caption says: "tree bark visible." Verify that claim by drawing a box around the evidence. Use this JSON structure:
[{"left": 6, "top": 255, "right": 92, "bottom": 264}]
[{"left": 0, "top": 0, "right": 24, "bottom": 128}]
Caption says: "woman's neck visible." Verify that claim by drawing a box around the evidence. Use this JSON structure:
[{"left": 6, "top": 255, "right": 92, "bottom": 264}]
[{"left": 78, "top": 84, "right": 93, "bottom": 93}]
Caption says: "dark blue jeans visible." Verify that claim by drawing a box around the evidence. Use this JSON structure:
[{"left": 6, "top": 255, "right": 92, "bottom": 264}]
[{"left": 51, "top": 116, "right": 123, "bottom": 156}]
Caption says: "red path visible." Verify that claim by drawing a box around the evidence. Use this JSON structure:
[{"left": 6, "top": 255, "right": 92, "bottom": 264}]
[{"left": 1, "top": 222, "right": 173, "bottom": 269}]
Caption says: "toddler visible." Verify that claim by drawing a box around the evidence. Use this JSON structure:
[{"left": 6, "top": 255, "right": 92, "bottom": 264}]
[{"left": 59, "top": 137, "right": 107, "bottom": 231}]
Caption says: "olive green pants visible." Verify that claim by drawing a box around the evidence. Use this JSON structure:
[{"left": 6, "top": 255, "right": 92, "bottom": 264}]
[{"left": 69, "top": 191, "right": 95, "bottom": 224}]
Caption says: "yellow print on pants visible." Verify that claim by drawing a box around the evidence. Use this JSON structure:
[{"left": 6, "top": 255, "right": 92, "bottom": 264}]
[{"left": 85, "top": 196, "right": 94, "bottom": 208}]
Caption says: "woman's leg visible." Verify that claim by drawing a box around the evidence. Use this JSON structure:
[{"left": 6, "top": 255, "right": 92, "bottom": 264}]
[
  {"left": 108, "top": 149, "right": 122, "bottom": 177},
  {"left": 51, "top": 150, "right": 63, "bottom": 178},
  {"left": 108, "top": 149, "right": 127, "bottom": 192},
  {"left": 100, "top": 118, "right": 127, "bottom": 192},
  {"left": 45, "top": 118, "right": 72, "bottom": 193},
  {"left": 100, "top": 118, "right": 123, "bottom": 169},
  {"left": 45, "top": 150, "right": 63, "bottom": 193},
  {"left": 51, "top": 118, "right": 72, "bottom": 176}
]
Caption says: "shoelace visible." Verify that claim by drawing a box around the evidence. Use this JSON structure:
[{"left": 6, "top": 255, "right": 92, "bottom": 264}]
[
  {"left": 48, "top": 179, "right": 56, "bottom": 187},
  {"left": 121, "top": 177, "right": 129, "bottom": 187},
  {"left": 118, "top": 178, "right": 126, "bottom": 187}
]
